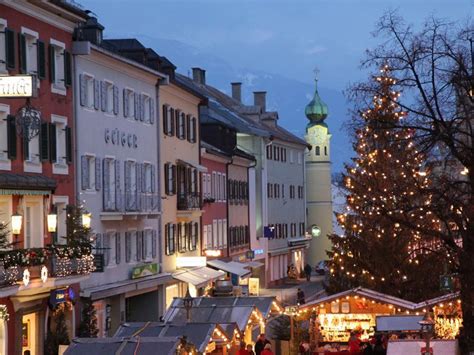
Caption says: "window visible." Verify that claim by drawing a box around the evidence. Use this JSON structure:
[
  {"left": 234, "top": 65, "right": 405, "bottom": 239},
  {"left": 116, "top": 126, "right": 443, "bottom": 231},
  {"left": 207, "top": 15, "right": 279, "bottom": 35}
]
[
  {"left": 165, "top": 163, "right": 176, "bottom": 195},
  {"left": 100, "top": 81, "right": 115, "bottom": 114},
  {"left": 188, "top": 117, "right": 197, "bottom": 143},
  {"left": 165, "top": 223, "right": 175, "bottom": 255},
  {"left": 189, "top": 222, "right": 198, "bottom": 251},
  {"left": 79, "top": 73, "right": 99, "bottom": 109},
  {"left": 274, "top": 183, "right": 279, "bottom": 198},
  {"left": 81, "top": 155, "right": 95, "bottom": 190},
  {"left": 125, "top": 160, "right": 137, "bottom": 210},
  {"left": 163, "top": 105, "right": 175, "bottom": 136},
  {"left": 103, "top": 158, "right": 117, "bottom": 211},
  {"left": 105, "top": 232, "right": 116, "bottom": 267},
  {"left": 178, "top": 222, "right": 187, "bottom": 253},
  {"left": 324, "top": 146, "right": 328, "bottom": 155},
  {"left": 125, "top": 231, "right": 137, "bottom": 263},
  {"left": 267, "top": 183, "right": 273, "bottom": 198},
  {"left": 0, "top": 19, "right": 7, "bottom": 73},
  {"left": 144, "top": 229, "right": 153, "bottom": 260},
  {"left": 266, "top": 145, "right": 272, "bottom": 160},
  {"left": 177, "top": 111, "right": 186, "bottom": 139},
  {"left": 282, "top": 184, "right": 285, "bottom": 198},
  {"left": 290, "top": 185, "right": 295, "bottom": 199},
  {"left": 212, "top": 220, "right": 218, "bottom": 249},
  {"left": 0, "top": 108, "right": 15, "bottom": 168},
  {"left": 289, "top": 150, "right": 294, "bottom": 164},
  {"left": 142, "top": 95, "right": 151, "bottom": 123},
  {"left": 282, "top": 148, "right": 287, "bottom": 162},
  {"left": 212, "top": 172, "right": 217, "bottom": 199},
  {"left": 51, "top": 115, "right": 70, "bottom": 174},
  {"left": 274, "top": 146, "right": 279, "bottom": 161},
  {"left": 24, "top": 131, "right": 40, "bottom": 165},
  {"left": 49, "top": 39, "right": 71, "bottom": 94},
  {"left": 316, "top": 146, "right": 320, "bottom": 156},
  {"left": 222, "top": 174, "right": 227, "bottom": 201},
  {"left": 143, "top": 163, "right": 154, "bottom": 193},
  {"left": 19, "top": 28, "right": 39, "bottom": 78},
  {"left": 123, "top": 88, "right": 135, "bottom": 118}
]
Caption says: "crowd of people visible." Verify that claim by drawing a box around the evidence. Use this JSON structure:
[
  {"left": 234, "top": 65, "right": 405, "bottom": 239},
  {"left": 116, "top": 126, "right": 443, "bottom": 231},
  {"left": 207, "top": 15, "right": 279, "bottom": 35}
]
[
  {"left": 347, "top": 331, "right": 388, "bottom": 355},
  {"left": 237, "top": 334, "right": 274, "bottom": 355}
]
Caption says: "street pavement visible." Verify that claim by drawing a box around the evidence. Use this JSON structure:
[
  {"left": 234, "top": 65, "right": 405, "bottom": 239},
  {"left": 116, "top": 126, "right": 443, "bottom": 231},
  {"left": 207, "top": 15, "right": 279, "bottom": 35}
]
[{"left": 259, "top": 274, "right": 325, "bottom": 306}]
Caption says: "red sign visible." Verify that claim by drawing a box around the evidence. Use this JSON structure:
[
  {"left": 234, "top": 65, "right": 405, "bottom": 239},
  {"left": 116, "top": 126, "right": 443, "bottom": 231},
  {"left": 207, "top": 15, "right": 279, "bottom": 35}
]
[{"left": 421, "top": 347, "right": 433, "bottom": 354}]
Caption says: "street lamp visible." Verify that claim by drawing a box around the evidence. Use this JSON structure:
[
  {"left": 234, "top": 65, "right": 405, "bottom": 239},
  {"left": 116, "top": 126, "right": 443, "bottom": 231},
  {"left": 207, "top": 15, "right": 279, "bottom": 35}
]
[
  {"left": 419, "top": 311, "right": 435, "bottom": 355},
  {"left": 81, "top": 213, "right": 91, "bottom": 229},
  {"left": 183, "top": 289, "right": 194, "bottom": 322},
  {"left": 47, "top": 213, "right": 57, "bottom": 233}
]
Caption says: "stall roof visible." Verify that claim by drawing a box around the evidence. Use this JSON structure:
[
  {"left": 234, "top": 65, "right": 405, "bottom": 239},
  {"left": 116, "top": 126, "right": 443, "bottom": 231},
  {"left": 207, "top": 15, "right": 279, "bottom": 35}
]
[
  {"left": 413, "top": 291, "right": 461, "bottom": 310},
  {"left": 172, "top": 267, "right": 224, "bottom": 288},
  {"left": 207, "top": 260, "right": 251, "bottom": 277},
  {"left": 163, "top": 304, "right": 262, "bottom": 331},
  {"left": 114, "top": 322, "right": 223, "bottom": 353},
  {"left": 65, "top": 337, "right": 178, "bottom": 355},
  {"left": 169, "top": 296, "right": 281, "bottom": 318}
]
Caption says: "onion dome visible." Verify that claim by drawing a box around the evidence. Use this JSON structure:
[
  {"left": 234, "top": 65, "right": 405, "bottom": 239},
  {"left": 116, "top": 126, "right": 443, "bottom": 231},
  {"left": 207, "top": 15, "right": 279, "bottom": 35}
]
[{"left": 305, "top": 79, "right": 328, "bottom": 124}]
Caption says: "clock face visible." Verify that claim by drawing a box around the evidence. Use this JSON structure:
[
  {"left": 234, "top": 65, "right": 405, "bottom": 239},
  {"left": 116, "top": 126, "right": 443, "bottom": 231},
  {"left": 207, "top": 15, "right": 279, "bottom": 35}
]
[{"left": 311, "top": 225, "right": 322, "bottom": 238}]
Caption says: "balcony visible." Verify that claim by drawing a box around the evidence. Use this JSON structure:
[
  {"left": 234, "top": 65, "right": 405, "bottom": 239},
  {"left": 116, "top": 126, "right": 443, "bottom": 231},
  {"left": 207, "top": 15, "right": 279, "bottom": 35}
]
[
  {"left": 0, "top": 245, "right": 94, "bottom": 290},
  {"left": 177, "top": 192, "right": 201, "bottom": 210},
  {"left": 101, "top": 193, "right": 160, "bottom": 220}
]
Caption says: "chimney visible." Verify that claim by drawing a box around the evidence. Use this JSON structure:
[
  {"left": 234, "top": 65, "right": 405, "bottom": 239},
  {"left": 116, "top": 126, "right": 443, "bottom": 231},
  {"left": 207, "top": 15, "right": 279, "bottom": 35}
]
[
  {"left": 254, "top": 91, "right": 266, "bottom": 112},
  {"left": 231, "top": 82, "right": 242, "bottom": 103},
  {"left": 76, "top": 17, "right": 104, "bottom": 45},
  {"left": 192, "top": 68, "right": 206, "bottom": 85}
]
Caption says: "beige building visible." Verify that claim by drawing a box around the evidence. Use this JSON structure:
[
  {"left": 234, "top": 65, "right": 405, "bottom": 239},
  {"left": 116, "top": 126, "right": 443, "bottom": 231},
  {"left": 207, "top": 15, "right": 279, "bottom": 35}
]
[{"left": 305, "top": 79, "right": 334, "bottom": 265}]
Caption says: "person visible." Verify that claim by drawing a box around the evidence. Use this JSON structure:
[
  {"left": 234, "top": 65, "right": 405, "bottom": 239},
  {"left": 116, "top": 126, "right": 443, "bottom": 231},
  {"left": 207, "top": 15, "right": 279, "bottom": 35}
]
[
  {"left": 373, "top": 333, "right": 386, "bottom": 355},
  {"left": 237, "top": 342, "right": 250, "bottom": 355},
  {"left": 348, "top": 331, "right": 361, "bottom": 354},
  {"left": 261, "top": 343, "right": 274, "bottom": 355},
  {"left": 299, "top": 339, "right": 311, "bottom": 354},
  {"left": 296, "top": 288, "right": 305, "bottom": 305},
  {"left": 304, "top": 263, "right": 312, "bottom": 281},
  {"left": 255, "top": 333, "right": 270, "bottom": 355},
  {"left": 247, "top": 344, "right": 255, "bottom": 355}
]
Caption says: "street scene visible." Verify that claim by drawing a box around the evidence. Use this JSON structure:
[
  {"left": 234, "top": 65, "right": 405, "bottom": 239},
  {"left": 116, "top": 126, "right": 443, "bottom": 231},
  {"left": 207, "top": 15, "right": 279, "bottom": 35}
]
[{"left": 0, "top": 0, "right": 472, "bottom": 354}]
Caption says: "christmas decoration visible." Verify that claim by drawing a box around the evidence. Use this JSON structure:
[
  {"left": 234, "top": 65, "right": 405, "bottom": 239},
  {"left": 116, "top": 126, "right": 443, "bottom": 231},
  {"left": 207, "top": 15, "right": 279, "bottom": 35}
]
[
  {"left": 45, "top": 303, "right": 70, "bottom": 355},
  {"left": 0, "top": 305, "right": 9, "bottom": 321},
  {"left": 78, "top": 299, "right": 99, "bottom": 338},
  {"left": 327, "top": 66, "right": 451, "bottom": 302}
]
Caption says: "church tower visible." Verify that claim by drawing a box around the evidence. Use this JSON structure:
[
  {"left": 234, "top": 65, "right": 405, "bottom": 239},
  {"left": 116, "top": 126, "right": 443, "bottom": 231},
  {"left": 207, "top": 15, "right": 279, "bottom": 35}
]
[{"left": 305, "top": 77, "right": 333, "bottom": 265}]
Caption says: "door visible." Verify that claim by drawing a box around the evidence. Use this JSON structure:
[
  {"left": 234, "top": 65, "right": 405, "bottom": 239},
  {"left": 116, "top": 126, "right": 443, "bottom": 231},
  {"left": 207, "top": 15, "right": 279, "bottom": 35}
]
[{"left": 24, "top": 196, "right": 43, "bottom": 248}]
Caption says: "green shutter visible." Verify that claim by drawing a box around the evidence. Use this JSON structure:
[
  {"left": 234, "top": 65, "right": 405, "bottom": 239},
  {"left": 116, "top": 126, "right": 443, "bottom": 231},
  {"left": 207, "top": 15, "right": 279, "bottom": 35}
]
[
  {"left": 18, "top": 33, "right": 26, "bottom": 74},
  {"left": 64, "top": 50, "right": 72, "bottom": 86},
  {"left": 37, "top": 40, "right": 46, "bottom": 80},
  {"left": 6, "top": 115, "right": 16, "bottom": 159},
  {"left": 40, "top": 123, "right": 49, "bottom": 161},
  {"left": 5, "top": 28, "right": 15, "bottom": 70},
  {"left": 48, "top": 45, "right": 55, "bottom": 83},
  {"left": 65, "top": 126, "right": 72, "bottom": 164},
  {"left": 49, "top": 123, "right": 57, "bottom": 163}
]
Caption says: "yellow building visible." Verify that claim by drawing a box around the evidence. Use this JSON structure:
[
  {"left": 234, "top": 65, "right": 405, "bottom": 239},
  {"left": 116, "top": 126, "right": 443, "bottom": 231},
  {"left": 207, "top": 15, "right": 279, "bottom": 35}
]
[{"left": 305, "top": 78, "right": 334, "bottom": 265}]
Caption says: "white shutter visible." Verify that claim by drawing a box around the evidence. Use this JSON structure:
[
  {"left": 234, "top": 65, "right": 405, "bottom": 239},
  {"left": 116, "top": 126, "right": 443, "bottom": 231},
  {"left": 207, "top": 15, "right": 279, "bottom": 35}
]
[
  {"left": 93, "top": 79, "right": 100, "bottom": 110},
  {"left": 212, "top": 220, "right": 218, "bottom": 249},
  {"left": 223, "top": 219, "right": 227, "bottom": 247},
  {"left": 81, "top": 155, "right": 89, "bottom": 190},
  {"left": 100, "top": 81, "right": 107, "bottom": 111},
  {"left": 123, "top": 89, "right": 129, "bottom": 117},
  {"left": 149, "top": 99, "right": 155, "bottom": 124},
  {"left": 113, "top": 85, "right": 119, "bottom": 115},
  {"left": 79, "top": 74, "right": 86, "bottom": 106}
]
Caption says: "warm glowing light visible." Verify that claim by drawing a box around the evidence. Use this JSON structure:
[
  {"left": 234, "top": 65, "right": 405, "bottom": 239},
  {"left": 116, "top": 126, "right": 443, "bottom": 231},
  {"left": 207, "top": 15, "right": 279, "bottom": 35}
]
[
  {"left": 82, "top": 213, "right": 92, "bottom": 229},
  {"left": 11, "top": 214, "right": 22, "bottom": 235},
  {"left": 47, "top": 213, "right": 57, "bottom": 233}
]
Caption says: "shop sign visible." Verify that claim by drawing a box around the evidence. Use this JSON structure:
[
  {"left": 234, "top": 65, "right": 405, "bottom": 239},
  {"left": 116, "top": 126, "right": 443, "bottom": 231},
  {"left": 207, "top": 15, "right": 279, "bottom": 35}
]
[
  {"left": 246, "top": 250, "right": 255, "bottom": 260},
  {"left": 285, "top": 306, "right": 298, "bottom": 315},
  {"left": 49, "top": 288, "right": 67, "bottom": 307},
  {"left": 0, "top": 75, "right": 36, "bottom": 97},
  {"left": 131, "top": 263, "right": 159, "bottom": 279},
  {"left": 93, "top": 254, "right": 105, "bottom": 272},
  {"left": 249, "top": 277, "right": 260, "bottom": 296},
  {"left": 254, "top": 249, "right": 264, "bottom": 255}
]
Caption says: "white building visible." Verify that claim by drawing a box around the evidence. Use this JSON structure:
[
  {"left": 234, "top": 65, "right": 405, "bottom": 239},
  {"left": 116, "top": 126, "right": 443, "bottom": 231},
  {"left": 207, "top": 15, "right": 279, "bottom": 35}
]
[{"left": 73, "top": 21, "right": 168, "bottom": 336}]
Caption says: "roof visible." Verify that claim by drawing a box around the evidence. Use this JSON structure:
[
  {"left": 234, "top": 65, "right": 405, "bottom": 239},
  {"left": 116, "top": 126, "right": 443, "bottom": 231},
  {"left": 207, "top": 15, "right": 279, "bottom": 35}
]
[
  {"left": 0, "top": 173, "right": 56, "bottom": 191},
  {"left": 175, "top": 73, "right": 308, "bottom": 147},
  {"left": 201, "top": 141, "right": 232, "bottom": 159},
  {"left": 65, "top": 337, "right": 179, "bottom": 355},
  {"left": 114, "top": 322, "right": 219, "bottom": 353},
  {"left": 233, "top": 147, "right": 256, "bottom": 161}
]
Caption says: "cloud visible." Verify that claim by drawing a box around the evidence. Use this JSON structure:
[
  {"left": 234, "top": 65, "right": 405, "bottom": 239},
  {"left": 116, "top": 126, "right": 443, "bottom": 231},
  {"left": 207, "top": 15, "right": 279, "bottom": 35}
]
[{"left": 305, "top": 45, "right": 327, "bottom": 55}]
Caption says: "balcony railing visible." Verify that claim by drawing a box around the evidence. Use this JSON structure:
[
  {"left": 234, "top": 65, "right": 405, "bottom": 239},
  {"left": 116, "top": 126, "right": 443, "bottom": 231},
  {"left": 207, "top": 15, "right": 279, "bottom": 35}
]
[
  {"left": 103, "top": 193, "right": 159, "bottom": 213},
  {"left": 0, "top": 245, "right": 94, "bottom": 287},
  {"left": 177, "top": 192, "right": 201, "bottom": 210}
]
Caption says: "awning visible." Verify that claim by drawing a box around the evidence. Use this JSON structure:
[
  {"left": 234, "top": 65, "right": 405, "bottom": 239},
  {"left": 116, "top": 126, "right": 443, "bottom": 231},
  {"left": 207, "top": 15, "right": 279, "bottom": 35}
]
[
  {"left": 207, "top": 260, "right": 252, "bottom": 278},
  {"left": 80, "top": 273, "right": 173, "bottom": 300},
  {"left": 0, "top": 172, "right": 56, "bottom": 191},
  {"left": 288, "top": 236, "right": 312, "bottom": 247},
  {"left": 173, "top": 267, "right": 224, "bottom": 288},
  {"left": 243, "top": 261, "right": 264, "bottom": 269},
  {"left": 176, "top": 159, "right": 208, "bottom": 172}
]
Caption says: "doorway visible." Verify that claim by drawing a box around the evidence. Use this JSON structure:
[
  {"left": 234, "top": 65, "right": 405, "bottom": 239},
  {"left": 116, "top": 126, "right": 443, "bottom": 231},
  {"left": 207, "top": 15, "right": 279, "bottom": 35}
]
[{"left": 22, "top": 312, "right": 38, "bottom": 355}]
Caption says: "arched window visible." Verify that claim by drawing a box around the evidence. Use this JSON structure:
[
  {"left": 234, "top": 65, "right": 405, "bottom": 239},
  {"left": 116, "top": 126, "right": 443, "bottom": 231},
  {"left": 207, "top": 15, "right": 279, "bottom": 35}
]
[
  {"left": 324, "top": 146, "right": 328, "bottom": 155},
  {"left": 315, "top": 146, "right": 320, "bottom": 156}
]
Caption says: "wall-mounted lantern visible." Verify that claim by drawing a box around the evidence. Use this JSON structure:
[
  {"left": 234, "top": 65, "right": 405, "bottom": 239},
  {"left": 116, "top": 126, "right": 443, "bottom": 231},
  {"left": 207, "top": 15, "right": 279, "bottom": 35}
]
[
  {"left": 11, "top": 214, "right": 22, "bottom": 235},
  {"left": 47, "top": 213, "right": 57, "bottom": 233},
  {"left": 82, "top": 213, "right": 91, "bottom": 229}
]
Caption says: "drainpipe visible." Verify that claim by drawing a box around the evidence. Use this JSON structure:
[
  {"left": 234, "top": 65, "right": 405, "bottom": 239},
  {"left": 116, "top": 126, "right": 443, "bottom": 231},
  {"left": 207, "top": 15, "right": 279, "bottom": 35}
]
[{"left": 225, "top": 154, "right": 235, "bottom": 260}]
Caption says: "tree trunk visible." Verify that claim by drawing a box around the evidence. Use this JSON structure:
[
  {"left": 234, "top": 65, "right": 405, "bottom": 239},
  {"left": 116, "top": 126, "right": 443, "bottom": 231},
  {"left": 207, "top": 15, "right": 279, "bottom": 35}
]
[{"left": 460, "top": 230, "right": 474, "bottom": 354}]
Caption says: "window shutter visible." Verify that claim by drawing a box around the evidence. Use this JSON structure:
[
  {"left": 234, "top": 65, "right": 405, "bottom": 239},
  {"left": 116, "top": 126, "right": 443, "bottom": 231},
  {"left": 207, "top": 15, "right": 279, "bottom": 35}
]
[
  {"left": 49, "top": 124, "right": 57, "bottom": 163},
  {"left": 149, "top": 99, "right": 155, "bottom": 124},
  {"left": 37, "top": 40, "right": 46, "bottom": 80},
  {"left": 152, "top": 230, "right": 157, "bottom": 258},
  {"left": 100, "top": 81, "right": 107, "bottom": 111},
  {"left": 162, "top": 105, "right": 168, "bottom": 134},
  {"left": 40, "top": 123, "right": 49, "bottom": 161},
  {"left": 115, "top": 159, "right": 121, "bottom": 210},
  {"left": 186, "top": 114, "right": 191, "bottom": 142},
  {"left": 81, "top": 156, "right": 89, "bottom": 190},
  {"left": 5, "top": 28, "right": 15, "bottom": 70},
  {"left": 18, "top": 33, "right": 26, "bottom": 74},
  {"left": 172, "top": 164, "right": 177, "bottom": 194},
  {"left": 65, "top": 126, "right": 72, "bottom": 164},
  {"left": 143, "top": 230, "right": 148, "bottom": 259},
  {"left": 134, "top": 93, "right": 139, "bottom": 121},
  {"left": 175, "top": 110, "right": 180, "bottom": 137},
  {"left": 123, "top": 89, "right": 129, "bottom": 117},
  {"left": 115, "top": 232, "right": 121, "bottom": 264},
  {"left": 136, "top": 231, "right": 142, "bottom": 261},
  {"left": 164, "top": 163, "right": 170, "bottom": 195},
  {"left": 103, "top": 159, "right": 110, "bottom": 209},
  {"left": 135, "top": 163, "right": 142, "bottom": 209},
  {"left": 140, "top": 95, "right": 145, "bottom": 122},
  {"left": 48, "top": 44, "right": 55, "bottom": 82},
  {"left": 95, "top": 157, "right": 101, "bottom": 191},
  {"left": 151, "top": 165, "right": 156, "bottom": 193},
  {"left": 64, "top": 50, "right": 72, "bottom": 86},
  {"left": 125, "top": 160, "right": 131, "bottom": 195},
  {"left": 170, "top": 108, "right": 175, "bottom": 136},
  {"left": 125, "top": 232, "right": 131, "bottom": 262},
  {"left": 93, "top": 79, "right": 100, "bottom": 110},
  {"left": 191, "top": 117, "right": 197, "bottom": 143},
  {"left": 6, "top": 115, "right": 16, "bottom": 159},
  {"left": 113, "top": 85, "right": 119, "bottom": 115},
  {"left": 165, "top": 224, "right": 169, "bottom": 255},
  {"left": 79, "top": 74, "right": 86, "bottom": 106}
]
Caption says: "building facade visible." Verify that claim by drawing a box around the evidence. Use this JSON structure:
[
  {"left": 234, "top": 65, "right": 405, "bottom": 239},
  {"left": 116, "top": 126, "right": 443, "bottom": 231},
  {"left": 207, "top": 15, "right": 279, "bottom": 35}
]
[
  {"left": 304, "top": 79, "right": 333, "bottom": 265},
  {"left": 0, "top": 2, "right": 92, "bottom": 353},
  {"left": 73, "top": 28, "right": 168, "bottom": 336}
]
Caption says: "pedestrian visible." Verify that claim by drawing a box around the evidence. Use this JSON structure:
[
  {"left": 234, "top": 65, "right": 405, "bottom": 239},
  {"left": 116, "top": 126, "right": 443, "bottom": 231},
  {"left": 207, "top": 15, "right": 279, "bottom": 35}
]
[
  {"left": 304, "top": 263, "right": 312, "bottom": 281},
  {"left": 373, "top": 333, "right": 386, "bottom": 355},
  {"left": 247, "top": 344, "right": 255, "bottom": 355},
  {"left": 296, "top": 288, "right": 305, "bottom": 305},
  {"left": 255, "top": 333, "right": 270, "bottom": 355},
  {"left": 237, "top": 341, "right": 250, "bottom": 355},
  {"left": 348, "top": 331, "right": 361, "bottom": 354},
  {"left": 261, "top": 343, "right": 274, "bottom": 355}
]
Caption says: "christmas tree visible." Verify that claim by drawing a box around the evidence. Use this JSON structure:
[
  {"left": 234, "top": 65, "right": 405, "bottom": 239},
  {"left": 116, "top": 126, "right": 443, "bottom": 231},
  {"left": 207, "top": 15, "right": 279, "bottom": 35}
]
[
  {"left": 78, "top": 299, "right": 99, "bottom": 338},
  {"left": 65, "top": 205, "right": 92, "bottom": 246},
  {"left": 44, "top": 304, "right": 70, "bottom": 355},
  {"left": 326, "top": 65, "right": 452, "bottom": 302},
  {"left": 0, "top": 217, "right": 12, "bottom": 249}
]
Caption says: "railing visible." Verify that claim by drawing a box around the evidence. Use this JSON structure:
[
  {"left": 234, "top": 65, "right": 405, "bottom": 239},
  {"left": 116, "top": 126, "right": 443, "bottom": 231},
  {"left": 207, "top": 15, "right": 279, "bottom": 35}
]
[
  {"left": 177, "top": 192, "right": 201, "bottom": 210},
  {"left": 103, "top": 193, "right": 159, "bottom": 213},
  {"left": 0, "top": 245, "right": 94, "bottom": 286}
]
